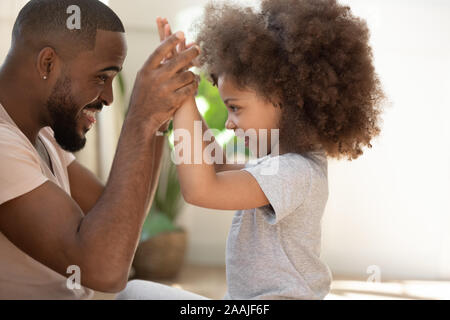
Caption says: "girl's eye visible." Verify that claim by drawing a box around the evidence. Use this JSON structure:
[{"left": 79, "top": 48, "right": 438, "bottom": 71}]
[{"left": 229, "top": 105, "right": 240, "bottom": 113}]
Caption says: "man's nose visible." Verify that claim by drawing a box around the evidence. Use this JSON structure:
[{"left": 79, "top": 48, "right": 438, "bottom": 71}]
[{"left": 100, "top": 82, "right": 114, "bottom": 106}]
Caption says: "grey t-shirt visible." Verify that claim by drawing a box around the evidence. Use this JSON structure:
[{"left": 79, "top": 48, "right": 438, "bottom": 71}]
[{"left": 224, "top": 150, "right": 332, "bottom": 300}]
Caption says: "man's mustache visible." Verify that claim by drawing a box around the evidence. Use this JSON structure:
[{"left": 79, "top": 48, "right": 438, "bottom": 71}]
[{"left": 84, "top": 101, "right": 103, "bottom": 111}]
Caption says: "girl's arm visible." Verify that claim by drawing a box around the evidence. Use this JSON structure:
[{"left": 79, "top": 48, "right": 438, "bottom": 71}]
[{"left": 173, "top": 97, "right": 269, "bottom": 210}]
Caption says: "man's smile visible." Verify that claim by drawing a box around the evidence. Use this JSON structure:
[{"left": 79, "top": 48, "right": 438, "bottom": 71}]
[
  {"left": 79, "top": 102, "right": 103, "bottom": 131},
  {"left": 81, "top": 108, "right": 99, "bottom": 130}
]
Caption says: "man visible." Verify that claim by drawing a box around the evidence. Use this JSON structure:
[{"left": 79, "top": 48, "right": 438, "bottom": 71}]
[{"left": 0, "top": 0, "right": 199, "bottom": 299}]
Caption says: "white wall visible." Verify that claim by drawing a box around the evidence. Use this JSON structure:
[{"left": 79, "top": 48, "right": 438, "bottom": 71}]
[
  {"left": 321, "top": 0, "right": 450, "bottom": 280},
  {"left": 0, "top": 1, "right": 28, "bottom": 58}
]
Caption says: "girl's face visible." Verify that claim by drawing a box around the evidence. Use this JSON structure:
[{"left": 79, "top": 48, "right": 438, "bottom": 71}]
[{"left": 218, "top": 74, "right": 282, "bottom": 157}]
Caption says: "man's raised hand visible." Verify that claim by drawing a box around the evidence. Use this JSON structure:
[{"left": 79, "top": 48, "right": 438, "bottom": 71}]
[{"left": 127, "top": 30, "right": 200, "bottom": 129}]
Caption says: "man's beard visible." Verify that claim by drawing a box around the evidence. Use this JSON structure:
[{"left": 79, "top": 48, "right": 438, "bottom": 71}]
[
  {"left": 45, "top": 75, "right": 103, "bottom": 154},
  {"left": 46, "top": 76, "right": 86, "bottom": 152}
]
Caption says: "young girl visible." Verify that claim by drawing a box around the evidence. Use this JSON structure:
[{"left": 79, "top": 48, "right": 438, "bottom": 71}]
[{"left": 158, "top": 0, "right": 384, "bottom": 300}]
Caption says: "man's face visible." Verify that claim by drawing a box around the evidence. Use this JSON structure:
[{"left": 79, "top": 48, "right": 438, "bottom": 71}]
[{"left": 47, "top": 30, "right": 127, "bottom": 152}]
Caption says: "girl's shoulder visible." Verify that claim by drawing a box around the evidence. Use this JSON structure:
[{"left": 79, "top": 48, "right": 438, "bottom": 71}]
[
  {"left": 253, "top": 150, "right": 328, "bottom": 184},
  {"left": 244, "top": 152, "right": 312, "bottom": 180},
  {"left": 247, "top": 150, "right": 327, "bottom": 170}
]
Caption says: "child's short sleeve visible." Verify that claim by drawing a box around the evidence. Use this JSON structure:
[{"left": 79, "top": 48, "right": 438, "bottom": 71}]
[{"left": 242, "top": 153, "right": 312, "bottom": 224}]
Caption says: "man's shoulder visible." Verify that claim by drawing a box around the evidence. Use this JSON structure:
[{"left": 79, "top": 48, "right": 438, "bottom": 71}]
[
  {"left": 0, "top": 122, "right": 30, "bottom": 147},
  {"left": 0, "top": 123, "right": 40, "bottom": 167},
  {"left": 0, "top": 123, "right": 42, "bottom": 168}
]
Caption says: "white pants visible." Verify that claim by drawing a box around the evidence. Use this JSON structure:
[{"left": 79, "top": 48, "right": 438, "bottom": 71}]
[{"left": 116, "top": 279, "right": 210, "bottom": 300}]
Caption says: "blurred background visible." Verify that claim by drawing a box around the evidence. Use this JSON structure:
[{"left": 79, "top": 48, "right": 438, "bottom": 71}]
[{"left": 0, "top": 0, "right": 449, "bottom": 299}]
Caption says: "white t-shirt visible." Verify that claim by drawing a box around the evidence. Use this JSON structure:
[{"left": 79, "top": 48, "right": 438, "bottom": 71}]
[
  {"left": 224, "top": 151, "right": 332, "bottom": 299},
  {"left": 0, "top": 103, "right": 93, "bottom": 299}
]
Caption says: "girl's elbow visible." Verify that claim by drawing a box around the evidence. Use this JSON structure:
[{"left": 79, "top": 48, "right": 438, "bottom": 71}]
[
  {"left": 181, "top": 185, "right": 206, "bottom": 207},
  {"left": 179, "top": 176, "right": 215, "bottom": 207}
]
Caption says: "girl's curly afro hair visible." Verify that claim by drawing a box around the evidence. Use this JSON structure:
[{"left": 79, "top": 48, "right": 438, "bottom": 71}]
[{"left": 195, "top": 0, "right": 385, "bottom": 160}]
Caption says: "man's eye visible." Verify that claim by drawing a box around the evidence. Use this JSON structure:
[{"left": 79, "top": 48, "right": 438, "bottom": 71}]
[{"left": 98, "top": 75, "right": 108, "bottom": 83}]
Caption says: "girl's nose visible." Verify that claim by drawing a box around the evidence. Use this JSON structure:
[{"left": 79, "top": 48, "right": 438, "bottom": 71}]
[{"left": 225, "top": 118, "right": 237, "bottom": 130}]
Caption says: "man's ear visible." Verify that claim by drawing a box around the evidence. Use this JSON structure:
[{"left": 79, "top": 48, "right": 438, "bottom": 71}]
[{"left": 36, "top": 47, "right": 59, "bottom": 80}]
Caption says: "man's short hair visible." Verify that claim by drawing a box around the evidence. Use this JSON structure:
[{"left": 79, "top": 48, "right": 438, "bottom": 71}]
[{"left": 12, "top": 0, "right": 125, "bottom": 53}]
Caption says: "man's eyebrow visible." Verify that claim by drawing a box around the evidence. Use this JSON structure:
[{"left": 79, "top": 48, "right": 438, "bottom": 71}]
[{"left": 99, "top": 66, "right": 122, "bottom": 73}]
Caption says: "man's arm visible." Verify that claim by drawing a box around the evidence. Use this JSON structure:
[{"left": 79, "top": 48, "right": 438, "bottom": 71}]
[
  {"left": 144, "top": 122, "right": 168, "bottom": 213},
  {"left": 0, "top": 33, "right": 199, "bottom": 293},
  {"left": 68, "top": 160, "right": 104, "bottom": 214},
  {"left": 0, "top": 124, "right": 157, "bottom": 292},
  {"left": 68, "top": 119, "right": 169, "bottom": 216}
]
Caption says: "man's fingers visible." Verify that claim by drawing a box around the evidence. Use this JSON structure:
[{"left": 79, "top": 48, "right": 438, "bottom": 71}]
[
  {"left": 164, "top": 23, "right": 178, "bottom": 59},
  {"left": 165, "top": 23, "right": 172, "bottom": 38},
  {"left": 144, "top": 32, "right": 185, "bottom": 70},
  {"left": 157, "top": 17, "right": 164, "bottom": 41},
  {"left": 156, "top": 18, "right": 171, "bottom": 63},
  {"left": 167, "top": 71, "right": 196, "bottom": 91},
  {"left": 185, "top": 42, "right": 202, "bottom": 67},
  {"left": 164, "top": 45, "right": 200, "bottom": 76},
  {"left": 185, "top": 42, "right": 196, "bottom": 49},
  {"left": 174, "top": 80, "right": 199, "bottom": 103},
  {"left": 178, "top": 38, "right": 186, "bottom": 54},
  {"left": 164, "top": 24, "right": 173, "bottom": 60}
]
